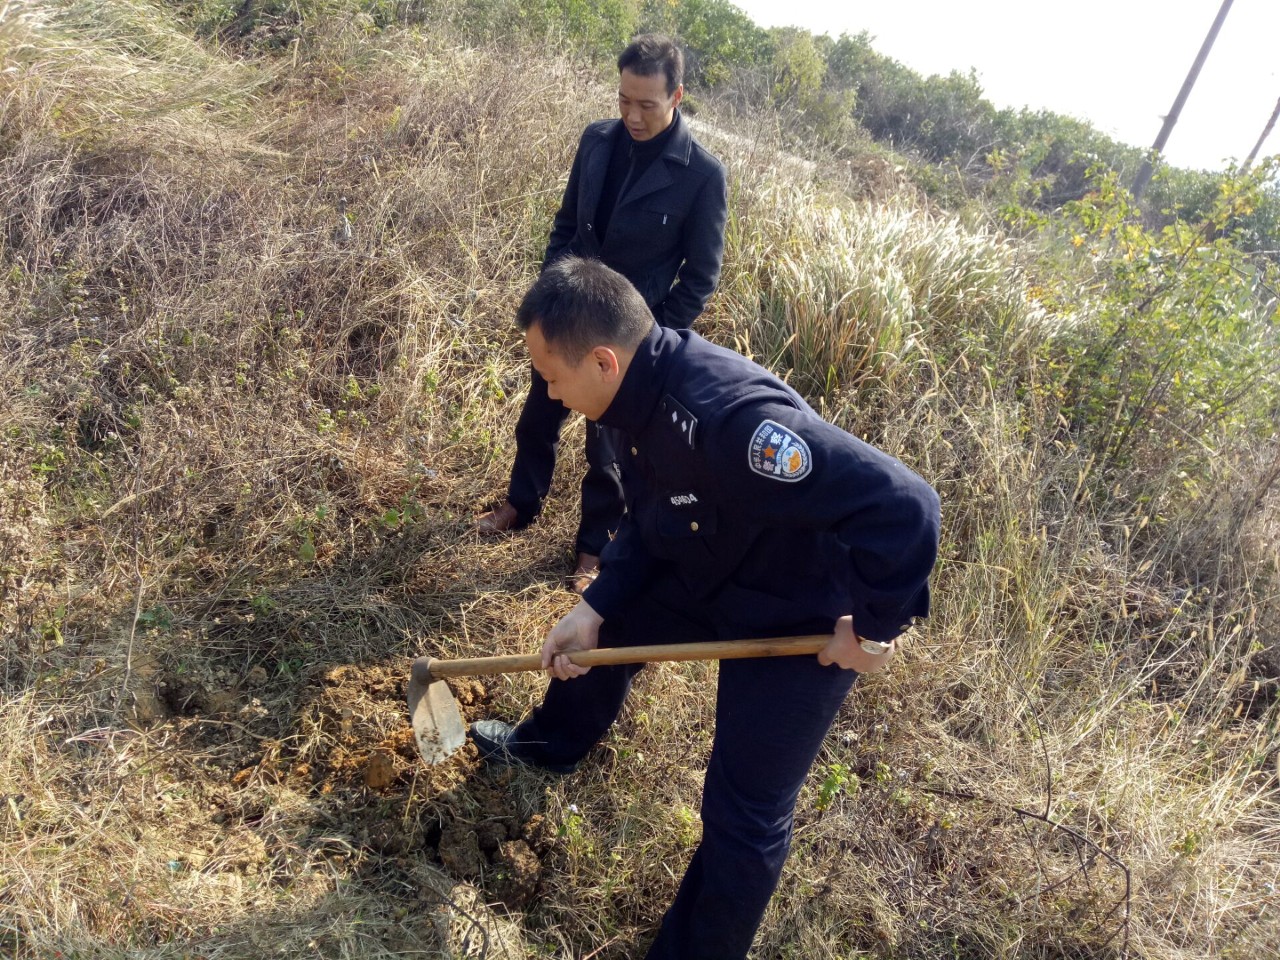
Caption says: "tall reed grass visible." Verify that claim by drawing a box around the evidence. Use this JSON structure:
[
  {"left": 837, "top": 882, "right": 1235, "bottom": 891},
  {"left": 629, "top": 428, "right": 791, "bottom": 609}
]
[{"left": 719, "top": 181, "right": 1044, "bottom": 411}]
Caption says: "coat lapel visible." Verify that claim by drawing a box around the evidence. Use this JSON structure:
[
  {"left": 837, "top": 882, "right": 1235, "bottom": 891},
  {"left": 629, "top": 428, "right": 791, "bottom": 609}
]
[
  {"left": 621, "top": 159, "right": 675, "bottom": 206},
  {"left": 619, "top": 112, "right": 693, "bottom": 207},
  {"left": 578, "top": 122, "right": 618, "bottom": 225}
]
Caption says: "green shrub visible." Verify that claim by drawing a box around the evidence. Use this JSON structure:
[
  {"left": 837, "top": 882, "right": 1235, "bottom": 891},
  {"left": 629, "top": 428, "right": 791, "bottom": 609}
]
[
  {"left": 1048, "top": 166, "right": 1280, "bottom": 487},
  {"left": 639, "top": 0, "right": 769, "bottom": 86}
]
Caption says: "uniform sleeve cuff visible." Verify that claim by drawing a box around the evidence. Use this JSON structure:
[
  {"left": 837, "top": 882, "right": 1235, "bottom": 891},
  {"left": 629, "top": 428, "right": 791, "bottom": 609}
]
[
  {"left": 857, "top": 613, "right": 920, "bottom": 644},
  {"left": 582, "top": 573, "right": 629, "bottom": 621}
]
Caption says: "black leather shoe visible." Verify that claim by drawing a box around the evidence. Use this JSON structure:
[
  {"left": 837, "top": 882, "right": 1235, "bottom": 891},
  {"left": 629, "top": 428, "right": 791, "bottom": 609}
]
[{"left": 469, "top": 720, "right": 578, "bottom": 774}]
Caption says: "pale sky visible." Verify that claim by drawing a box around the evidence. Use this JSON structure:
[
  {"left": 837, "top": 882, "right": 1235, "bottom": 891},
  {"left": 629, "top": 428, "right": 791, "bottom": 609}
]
[{"left": 730, "top": 0, "right": 1280, "bottom": 171}]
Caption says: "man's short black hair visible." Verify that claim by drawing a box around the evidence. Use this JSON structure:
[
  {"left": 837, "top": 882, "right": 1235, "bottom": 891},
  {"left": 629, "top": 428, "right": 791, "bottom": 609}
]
[
  {"left": 617, "top": 34, "right": 684, "bottom": 96},
  {"left": 515, "top": 257, "right": 654, "bottom": 363}
]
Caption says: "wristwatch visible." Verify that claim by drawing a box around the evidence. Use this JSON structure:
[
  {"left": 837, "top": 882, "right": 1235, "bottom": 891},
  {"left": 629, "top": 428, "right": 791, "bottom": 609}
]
[{"left": 858, "top": 637, "right": 893, "bottom": 656}]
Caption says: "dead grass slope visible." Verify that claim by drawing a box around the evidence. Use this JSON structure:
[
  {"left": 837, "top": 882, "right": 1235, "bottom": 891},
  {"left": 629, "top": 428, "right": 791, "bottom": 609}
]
[{"left": 2, "top": 3, "right": 1277, "bottom": 958}]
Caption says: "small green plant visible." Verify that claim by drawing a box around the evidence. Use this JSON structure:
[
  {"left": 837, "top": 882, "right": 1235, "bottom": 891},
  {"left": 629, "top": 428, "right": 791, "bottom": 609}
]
[
  {"left": 674, "top": 804, "right": 700, "bottom": 848},
  {"left": 377, "top": 495, "right": 425, "bottom": 529},
  {"left": 1172, "top": 831, "right": 1201, "bottom": 857},
  {"left": 297, "top": 530, "right": 317, "bottom": 563},
  {"left": 31, "top": 444, "right": 66, "bottom": 476},
  {"left": 38, "top": 604, "right": 67, "bottom": 647},
  {"left": 136, "top": 605, "right": 173, "bottom": 632},
  {"left": 815, "top": 761, "right": 854, "bottom": 812}
]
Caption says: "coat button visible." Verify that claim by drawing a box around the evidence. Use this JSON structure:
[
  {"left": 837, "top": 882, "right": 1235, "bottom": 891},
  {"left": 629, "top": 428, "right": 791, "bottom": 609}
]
[
  {"left": 690, "top": 522, "right": 699, "bottom": 532},
  {"left": 630, "top": 447, "right": 638, "bottom": 456}
]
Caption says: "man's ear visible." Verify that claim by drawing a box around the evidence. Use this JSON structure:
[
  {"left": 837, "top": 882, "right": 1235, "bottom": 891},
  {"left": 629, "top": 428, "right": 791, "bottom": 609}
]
[
  {"left": 672, "top": 84, "right": 684, "bottom": 109},
  {"left": 591, "top": 346, "right": 621, "bottom": 381}
]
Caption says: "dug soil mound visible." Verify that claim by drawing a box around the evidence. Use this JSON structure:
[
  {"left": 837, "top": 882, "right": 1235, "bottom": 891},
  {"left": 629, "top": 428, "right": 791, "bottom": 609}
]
[{"left": 150, "top": 657, "right": 559, "bottom": 913}]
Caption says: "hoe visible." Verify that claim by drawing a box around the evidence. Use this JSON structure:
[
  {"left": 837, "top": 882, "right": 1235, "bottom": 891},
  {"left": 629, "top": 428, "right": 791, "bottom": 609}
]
[{"left": 407, "top": 635, "right": 830, "bottom": 765}]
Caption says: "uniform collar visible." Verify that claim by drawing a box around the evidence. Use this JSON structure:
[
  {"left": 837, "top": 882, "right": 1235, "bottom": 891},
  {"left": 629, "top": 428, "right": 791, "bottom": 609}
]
[{"left": 598, "top": 325, "right": 679, "bottom": 435}]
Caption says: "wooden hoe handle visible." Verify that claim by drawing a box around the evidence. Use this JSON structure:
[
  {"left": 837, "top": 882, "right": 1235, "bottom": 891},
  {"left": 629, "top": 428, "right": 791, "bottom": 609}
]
[{"left": 417, "top": 635, "right": 830, "bottom": 681}]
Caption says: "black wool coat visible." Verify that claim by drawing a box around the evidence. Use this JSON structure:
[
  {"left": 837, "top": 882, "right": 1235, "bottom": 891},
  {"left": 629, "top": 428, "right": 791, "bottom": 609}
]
[{"left": 544, "top": 113, "right": 728, "bottom": 329}]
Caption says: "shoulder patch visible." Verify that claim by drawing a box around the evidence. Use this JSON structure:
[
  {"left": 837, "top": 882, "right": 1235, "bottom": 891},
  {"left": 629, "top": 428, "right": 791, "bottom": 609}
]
[
  {"left": 747, "top": 420, "right": 812, "bottom": 482},
  {"left": 659, "top": 395, "right": 697, "bottom": 450}
]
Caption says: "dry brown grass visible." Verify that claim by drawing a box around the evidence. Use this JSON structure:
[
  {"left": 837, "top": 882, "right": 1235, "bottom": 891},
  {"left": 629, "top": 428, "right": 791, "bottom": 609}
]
[{"left": 2, "top": 3, "right": 1278, "bottom": 958}]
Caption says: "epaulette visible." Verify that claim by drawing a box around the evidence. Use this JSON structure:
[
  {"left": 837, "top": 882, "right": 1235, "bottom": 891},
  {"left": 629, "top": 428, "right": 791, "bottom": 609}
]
[{"left": 659, "top": 395, "right": 697, "bottom": 450}]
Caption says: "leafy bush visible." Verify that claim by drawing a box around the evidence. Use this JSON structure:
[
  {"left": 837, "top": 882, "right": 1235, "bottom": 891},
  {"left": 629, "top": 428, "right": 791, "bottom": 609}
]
[
  {"left": 1146, "top": 160, "right": 1280, "bottom": 257},
  {"left": 502, "top": 0, "right": 640, "bottom": 53},
  {"left": 824, "top": 32, "right": 998, "bottom": 167},
  {"left": 638, "top": 0, "right": 769, "bottom": 86},
  {"left": 1047, "top": 166, "right": 1280, "bottom": 493}
]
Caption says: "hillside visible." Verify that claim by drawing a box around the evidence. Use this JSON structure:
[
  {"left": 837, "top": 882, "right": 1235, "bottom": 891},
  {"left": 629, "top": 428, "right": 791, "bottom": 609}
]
[{"left": 2, "top": 2, "right": 1278, "bottom": 958}]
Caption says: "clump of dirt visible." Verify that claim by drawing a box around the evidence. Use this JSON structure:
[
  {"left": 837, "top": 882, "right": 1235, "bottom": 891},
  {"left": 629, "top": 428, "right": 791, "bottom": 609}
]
[
  {"left": 291, "top": 664, "right": 423, "bottom": 790},
  {"left": 214, "top": 826, "right": 270, "bottom": 872},
  {"left": 124, "top": 653, "right": 170, "bottom": 723},
  {"left": 446, "top": 676, "right": 487, "bottom": 709},
  {"left": 492, "top": 839, "right": 541, "bottom": 907},
  {"left": 363, "top": 746, "right": 398, "bottom": 789},
  {"left": 432, "top": 769, "right": 557, "bottom": 910},
  {"left": 439, "top": 820, "right": 485, "bottom": 878}
]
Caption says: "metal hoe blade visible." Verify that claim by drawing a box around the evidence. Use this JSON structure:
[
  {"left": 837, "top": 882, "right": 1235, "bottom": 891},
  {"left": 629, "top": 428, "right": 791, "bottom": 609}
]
[{"left": 407, "top": 659, "right": 466, "bottom": 764}]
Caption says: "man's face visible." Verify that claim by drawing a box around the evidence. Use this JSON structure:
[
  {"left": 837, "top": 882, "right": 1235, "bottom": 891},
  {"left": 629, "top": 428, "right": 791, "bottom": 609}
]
[
  {"left": 526, "top": 323, "right": 618, "bottom": 421},
  {"left": 618, "top": 67, "right": 682, "bottom": 142}
]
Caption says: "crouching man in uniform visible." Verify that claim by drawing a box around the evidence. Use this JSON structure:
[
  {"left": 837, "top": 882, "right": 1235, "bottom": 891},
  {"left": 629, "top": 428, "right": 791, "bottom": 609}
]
[{"left": 471, "top": 257, "right": 941, "bottom": 959}]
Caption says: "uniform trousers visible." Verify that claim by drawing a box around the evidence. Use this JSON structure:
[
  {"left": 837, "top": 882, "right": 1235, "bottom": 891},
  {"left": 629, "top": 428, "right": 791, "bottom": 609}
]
[
  {"left": 507, "top": 575, "right": 859, "bottom": 960},
  {"left": 507, "top": 367, "right": 624, "bottom": 556}
]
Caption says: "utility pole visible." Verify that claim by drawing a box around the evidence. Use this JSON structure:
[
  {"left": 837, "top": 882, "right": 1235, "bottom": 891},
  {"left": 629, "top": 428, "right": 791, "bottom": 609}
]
[
  {"left": 1131, "top": 0, "right": 1235, "bottom": 201},
  {"left": 1242, "top": 95, "right": 1280, "bottom": 172}
]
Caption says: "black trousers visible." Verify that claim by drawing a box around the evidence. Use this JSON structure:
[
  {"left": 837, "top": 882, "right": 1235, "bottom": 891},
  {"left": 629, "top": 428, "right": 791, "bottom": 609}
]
[
  {"left": 506, "top": 576, "right": 858, "bottom": 960},
  {"left": 507, "top": 366, "right": 624, "bottom": 556}
]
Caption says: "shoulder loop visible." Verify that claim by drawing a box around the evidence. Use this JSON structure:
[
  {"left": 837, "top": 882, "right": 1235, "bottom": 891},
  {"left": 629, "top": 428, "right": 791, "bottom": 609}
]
[{"left": 659, "top": 395, "right": 697, "bottom": 450}]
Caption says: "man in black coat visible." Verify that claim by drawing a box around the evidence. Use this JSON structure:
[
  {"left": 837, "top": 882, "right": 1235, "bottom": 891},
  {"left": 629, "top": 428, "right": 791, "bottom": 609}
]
[
  {"left": 471, "top": 258, "right": 942, "bottom": 959},
  {"left": 478, "top": 35, "right": 728, "bottom": 591}
]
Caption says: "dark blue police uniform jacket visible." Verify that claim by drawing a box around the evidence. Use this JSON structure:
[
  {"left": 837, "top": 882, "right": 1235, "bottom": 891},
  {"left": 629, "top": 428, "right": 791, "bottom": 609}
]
[
  {"left": 544, "top": 113, "right": 728, "bottom": 329},
  {"left": 515, "top": 324, "right": 942, "bottom": 958},
  {"left": 583, "top": 325, "right": 940, "bottom": 643}
]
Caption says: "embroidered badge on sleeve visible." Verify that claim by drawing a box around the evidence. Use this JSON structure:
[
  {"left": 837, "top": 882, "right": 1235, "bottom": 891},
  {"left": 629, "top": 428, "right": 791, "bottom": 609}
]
[{"left": 747, "top": 419, "right": 812, "bottom": 482}]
